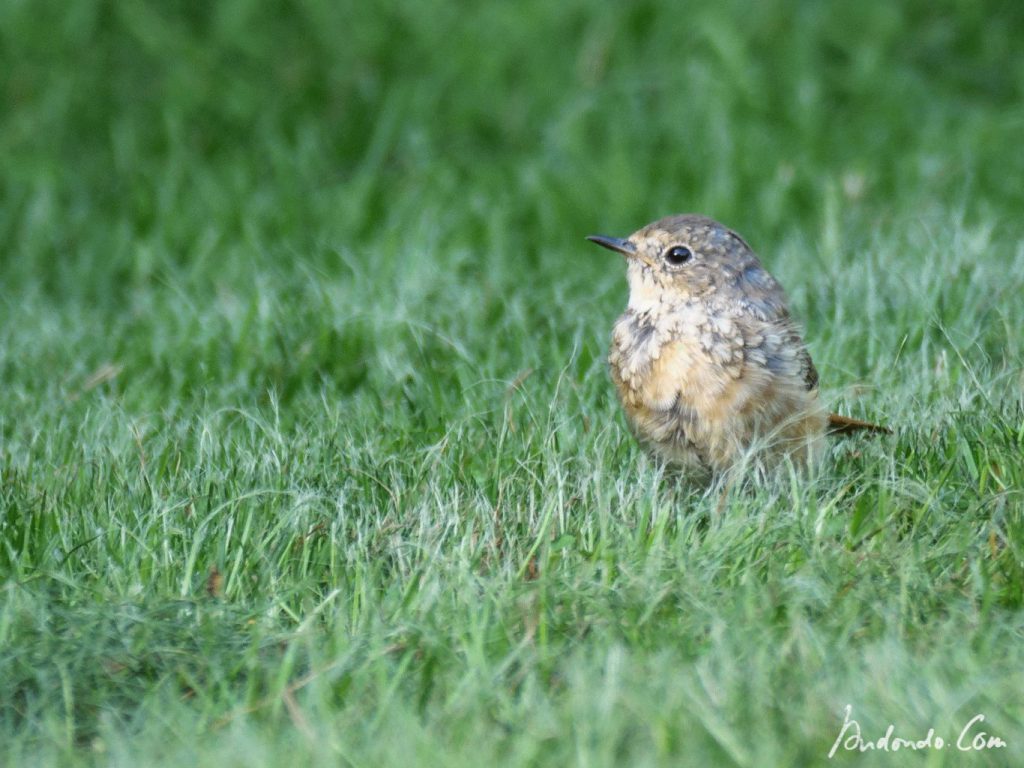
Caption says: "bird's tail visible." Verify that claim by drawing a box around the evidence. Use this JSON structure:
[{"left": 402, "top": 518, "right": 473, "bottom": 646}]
[{"left": 827, "top": 413, "right": 891, "bottom": 436}]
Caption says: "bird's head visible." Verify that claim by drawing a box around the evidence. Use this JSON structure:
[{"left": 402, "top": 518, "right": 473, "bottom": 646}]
[{"left": 587, "top": 214, "right": 783, "bottom": 315}]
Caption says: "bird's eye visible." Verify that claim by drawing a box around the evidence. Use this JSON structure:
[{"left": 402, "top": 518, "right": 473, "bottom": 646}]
[{"left": 664, "top": 245, "right": 692, "bottom": 265}]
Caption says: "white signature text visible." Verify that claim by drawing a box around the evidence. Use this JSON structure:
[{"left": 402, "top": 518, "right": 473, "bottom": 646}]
[{"left": 828, "top": 705, "right": 1007, "bottom": 758}]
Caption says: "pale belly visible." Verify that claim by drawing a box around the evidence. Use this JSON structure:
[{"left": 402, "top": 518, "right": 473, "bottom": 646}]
[{"left": 610, "top": 330, "right": 827, "bottom": 475}]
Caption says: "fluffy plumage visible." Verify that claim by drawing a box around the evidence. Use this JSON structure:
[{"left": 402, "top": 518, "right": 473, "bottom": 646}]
[{"left": 589, "top": 214, "right": 883, "bottom": 477}]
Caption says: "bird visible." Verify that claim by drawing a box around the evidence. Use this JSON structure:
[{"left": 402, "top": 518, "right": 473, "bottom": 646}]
[{"left": 587, "top": 214, "right": 887, "bottom": 478}]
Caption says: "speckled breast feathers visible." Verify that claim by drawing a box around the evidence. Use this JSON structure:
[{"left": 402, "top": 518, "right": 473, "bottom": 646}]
[{"left": 594, "top": 215, "right": 826, "bottom": 475}]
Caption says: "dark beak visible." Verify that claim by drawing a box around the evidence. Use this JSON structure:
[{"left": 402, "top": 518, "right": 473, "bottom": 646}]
[{"left": 586, "top": 235, "right": 635, "bottom": 256}]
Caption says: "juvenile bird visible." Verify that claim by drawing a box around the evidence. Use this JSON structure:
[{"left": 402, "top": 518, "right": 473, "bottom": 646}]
[{"left": 587, "top": 214, "right": 886, "bottom": 478}]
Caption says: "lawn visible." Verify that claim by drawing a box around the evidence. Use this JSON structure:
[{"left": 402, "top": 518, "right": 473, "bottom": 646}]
[{"left": 2, "top": 1, "right": 1023, "bottom": 765}]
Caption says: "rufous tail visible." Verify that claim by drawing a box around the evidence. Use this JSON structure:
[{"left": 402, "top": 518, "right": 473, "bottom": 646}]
[{"left": 827, "top": 413, "right": 891, "bottom": 436}]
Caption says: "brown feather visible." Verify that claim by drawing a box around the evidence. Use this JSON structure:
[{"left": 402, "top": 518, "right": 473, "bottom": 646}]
[{"left": 827, "top": 413, "right": 890, "bottom": 436}]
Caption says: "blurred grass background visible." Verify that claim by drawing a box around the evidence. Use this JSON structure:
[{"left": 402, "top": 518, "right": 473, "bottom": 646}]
[{"left": 2, "top": 0, "right": 1024, "bottom": 765}]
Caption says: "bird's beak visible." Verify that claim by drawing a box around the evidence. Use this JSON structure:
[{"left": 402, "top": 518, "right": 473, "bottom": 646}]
[{"left": 586, "top": 235, "right": 636, "bottom": 257}]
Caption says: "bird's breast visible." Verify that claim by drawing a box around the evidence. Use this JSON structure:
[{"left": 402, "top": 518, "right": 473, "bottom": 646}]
[{"left": 609, "top": 306, "right": 743, "bottom": 413}]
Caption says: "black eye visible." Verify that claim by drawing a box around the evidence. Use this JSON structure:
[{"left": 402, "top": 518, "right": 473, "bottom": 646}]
[{"left": 664, "top": 245, "right": 692, "bottom": 265}]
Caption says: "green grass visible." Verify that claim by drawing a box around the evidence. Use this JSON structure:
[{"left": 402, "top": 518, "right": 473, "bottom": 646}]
[{"left": 2, "top": 0, "right": 1024, "bottom": 765}]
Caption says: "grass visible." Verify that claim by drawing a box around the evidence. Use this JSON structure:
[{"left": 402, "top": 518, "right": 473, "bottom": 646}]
[{"left": 2, "top": 0, "right": 1024, "bottom": 765}]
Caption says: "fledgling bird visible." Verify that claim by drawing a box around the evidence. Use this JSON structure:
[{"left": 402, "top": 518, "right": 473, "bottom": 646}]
[{"left": 587, "top": 214, "right": 887, "bottom": 478}]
